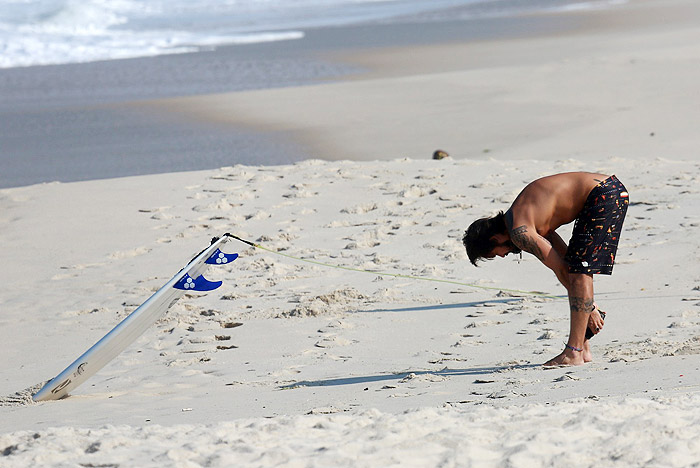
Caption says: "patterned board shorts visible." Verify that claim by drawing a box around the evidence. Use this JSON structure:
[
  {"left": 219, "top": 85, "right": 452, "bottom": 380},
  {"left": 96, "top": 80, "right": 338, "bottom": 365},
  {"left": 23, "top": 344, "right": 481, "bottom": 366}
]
[{"left": 565, "top": 175, "right": 629, "bottom": 275}]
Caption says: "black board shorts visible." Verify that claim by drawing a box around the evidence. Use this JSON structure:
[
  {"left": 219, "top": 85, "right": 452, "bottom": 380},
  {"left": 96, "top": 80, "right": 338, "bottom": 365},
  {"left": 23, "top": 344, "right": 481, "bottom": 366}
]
[{"left": 565, "top": 175, "right": 629, "bottom": 275}]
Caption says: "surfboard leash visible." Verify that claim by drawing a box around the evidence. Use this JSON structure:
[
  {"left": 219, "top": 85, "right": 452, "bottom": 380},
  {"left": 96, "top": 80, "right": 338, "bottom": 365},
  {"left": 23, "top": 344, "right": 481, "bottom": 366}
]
[{"left": 223, "top": 233, "right": 562, "bottom": 299}]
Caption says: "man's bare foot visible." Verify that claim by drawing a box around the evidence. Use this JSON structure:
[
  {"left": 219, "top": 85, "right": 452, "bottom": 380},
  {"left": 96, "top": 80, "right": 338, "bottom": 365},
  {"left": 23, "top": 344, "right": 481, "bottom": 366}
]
[
  {"left": 583, "top": 340, "right": 593, "bottom": 363},
  {"left": 543, "top": 348, "right": 586, "bottom": 367}
]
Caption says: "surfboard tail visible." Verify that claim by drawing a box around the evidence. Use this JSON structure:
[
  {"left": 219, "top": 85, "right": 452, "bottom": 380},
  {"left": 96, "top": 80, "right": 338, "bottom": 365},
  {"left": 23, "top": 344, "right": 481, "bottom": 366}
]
[{"left": 33, "top": 235, "right": 239, "bottom": 402}]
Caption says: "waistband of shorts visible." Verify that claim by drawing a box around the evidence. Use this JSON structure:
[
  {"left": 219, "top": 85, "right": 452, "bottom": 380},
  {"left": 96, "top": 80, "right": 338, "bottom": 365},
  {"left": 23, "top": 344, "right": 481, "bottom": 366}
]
[{"left": 597, "top": 174, "right": 618, "bottom": 187}]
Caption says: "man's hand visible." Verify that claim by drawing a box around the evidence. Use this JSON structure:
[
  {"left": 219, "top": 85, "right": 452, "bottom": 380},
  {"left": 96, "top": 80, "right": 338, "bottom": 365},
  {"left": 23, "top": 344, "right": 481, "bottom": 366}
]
[
  {"left": 588, "top": 305, "right": 605, "bottom": 336},
  {"left": 588, "top": 304, "right": 605, "bottom": 335}
]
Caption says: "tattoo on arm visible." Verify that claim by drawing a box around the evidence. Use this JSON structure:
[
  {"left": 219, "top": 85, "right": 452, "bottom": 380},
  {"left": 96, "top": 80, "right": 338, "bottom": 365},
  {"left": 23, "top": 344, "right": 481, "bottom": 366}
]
[
  {"left": 569, "top": 296, "right": 594, "bottom": 314},
  {"left": 511, "top": 225, "right": 527, "bottom": 236},
  {"left": 510, "top": 225, "right": 545, "bottom": 261}
]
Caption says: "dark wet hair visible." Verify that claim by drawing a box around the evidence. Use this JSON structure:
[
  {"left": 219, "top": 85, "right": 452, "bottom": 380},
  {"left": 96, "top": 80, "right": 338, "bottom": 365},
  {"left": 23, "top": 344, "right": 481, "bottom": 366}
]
[{"left": 462, "top": 211, "right": 507, "bottom": 266}]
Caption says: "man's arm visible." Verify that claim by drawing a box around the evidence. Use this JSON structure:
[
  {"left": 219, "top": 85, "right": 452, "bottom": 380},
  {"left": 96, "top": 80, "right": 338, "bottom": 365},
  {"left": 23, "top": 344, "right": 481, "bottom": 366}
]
[
  {"left": 510, "top": 225, "right": 571, "bottom": 290},
  {"left": 545, "top": 231, "right": 568, "bottom": 258}
]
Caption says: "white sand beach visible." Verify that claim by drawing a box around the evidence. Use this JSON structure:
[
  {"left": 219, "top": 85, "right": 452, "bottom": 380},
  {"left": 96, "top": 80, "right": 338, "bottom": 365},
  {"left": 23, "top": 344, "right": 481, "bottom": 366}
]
[{"left": 2, "top": 0, "right": 700, "bottom": 466}]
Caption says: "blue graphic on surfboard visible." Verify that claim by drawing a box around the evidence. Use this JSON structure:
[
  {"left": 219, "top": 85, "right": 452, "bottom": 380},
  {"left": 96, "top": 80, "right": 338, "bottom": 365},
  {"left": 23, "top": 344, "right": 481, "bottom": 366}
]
[
  {"left": 174, "top": 273, "right": 222, "bottom": 291},
  {"left": 206, "top": 249, "right": 238, "bottom": 265},
  {"left": 33, "top": 236, "right": 237, "bottom": 402}
]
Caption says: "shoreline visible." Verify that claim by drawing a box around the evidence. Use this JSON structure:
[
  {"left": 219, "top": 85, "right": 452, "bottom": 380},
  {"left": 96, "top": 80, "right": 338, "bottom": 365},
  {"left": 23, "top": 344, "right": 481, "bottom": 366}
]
[{"left": 0, "top": 1, "right": 680, "bottom": 189}]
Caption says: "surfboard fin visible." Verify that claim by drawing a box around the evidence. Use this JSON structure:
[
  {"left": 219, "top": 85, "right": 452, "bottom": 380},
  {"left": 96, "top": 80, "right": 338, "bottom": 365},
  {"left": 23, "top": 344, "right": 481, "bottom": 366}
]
[
  {"left": 174, "top": 273, "right": 222, "bottom": 291},
  {"left": 205, "top": 249, "right": 239, "bottom": 265}
]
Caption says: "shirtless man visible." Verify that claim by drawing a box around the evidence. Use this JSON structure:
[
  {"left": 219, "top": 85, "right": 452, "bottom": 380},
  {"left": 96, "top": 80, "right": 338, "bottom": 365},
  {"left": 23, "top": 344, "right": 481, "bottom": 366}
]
[{"left": 462, "top": 172, "right": 629, "bottom": 366}]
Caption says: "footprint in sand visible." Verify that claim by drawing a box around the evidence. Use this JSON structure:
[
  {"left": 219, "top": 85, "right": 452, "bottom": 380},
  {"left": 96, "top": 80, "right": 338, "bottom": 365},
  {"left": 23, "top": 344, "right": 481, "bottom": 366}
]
[
  {"left": 340, "top": 203, "right": 378, "bottom": 214},
  {"left": 283, "top": 184, "right": 318, "bottom": 199},
  {"left": 51, "top": 261, "right": 105, "bottom": 280},
  {"left": 553, "top": 373, "right": 581, "bottom": 382},
  {"left": 344, "top": 240, "right": 380, "bottom": 249},
  {"left": 192, "top": 198, "right": 241, "bottom": 213},
  {"left": 108, "top": 247, "right": 151, "bottom": 260},
  {"left": 313, "top": 320, "right": 358, "bottom": 348},
  {"left": 314, "top": 335, "right": 357, "bottom": 349},
  {"left": 397, "top": 185, "right": 436, "bottom": 198},
  {"left": 245, "top": 210, "right": 271, "bottom": 221},
  {"left": 320, "top": 319, "right": 356, "bottom": 330}
]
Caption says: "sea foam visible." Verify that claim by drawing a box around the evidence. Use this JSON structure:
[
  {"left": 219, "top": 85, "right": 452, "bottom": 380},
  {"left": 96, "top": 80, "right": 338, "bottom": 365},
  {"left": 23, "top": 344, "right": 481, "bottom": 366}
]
[{"left": 0, "top": 0, "right": 627, "bottom": 69}]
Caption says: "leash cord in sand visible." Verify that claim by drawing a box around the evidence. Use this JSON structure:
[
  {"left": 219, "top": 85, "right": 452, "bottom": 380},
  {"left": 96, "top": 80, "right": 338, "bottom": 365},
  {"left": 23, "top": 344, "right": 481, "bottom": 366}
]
[{"left": 224, "top": 234, "right": 561, "bottom": 299}]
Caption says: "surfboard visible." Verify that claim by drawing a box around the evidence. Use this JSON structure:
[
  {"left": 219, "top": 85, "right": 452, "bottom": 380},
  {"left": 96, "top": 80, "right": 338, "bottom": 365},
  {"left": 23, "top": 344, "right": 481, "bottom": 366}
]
[{"left": 32, "top": 235, "right": 238, "bottom": 402}]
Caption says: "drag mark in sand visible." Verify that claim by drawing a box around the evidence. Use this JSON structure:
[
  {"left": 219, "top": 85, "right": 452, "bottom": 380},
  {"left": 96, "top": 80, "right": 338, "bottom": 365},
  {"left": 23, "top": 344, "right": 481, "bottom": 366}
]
[{"left": 0, "top": 383, "right": 46, "bottom": 407}]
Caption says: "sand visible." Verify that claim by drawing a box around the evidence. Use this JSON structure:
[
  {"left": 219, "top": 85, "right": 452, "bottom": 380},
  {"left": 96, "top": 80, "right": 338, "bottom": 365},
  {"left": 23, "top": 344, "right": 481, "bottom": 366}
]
[{"left": 1, "top": 0, "right": 700, "bottom": 466}]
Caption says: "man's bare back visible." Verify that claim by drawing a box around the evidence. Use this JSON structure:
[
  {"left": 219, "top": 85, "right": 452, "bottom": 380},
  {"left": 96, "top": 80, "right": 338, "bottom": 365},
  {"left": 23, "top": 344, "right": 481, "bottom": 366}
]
[{"left": 507, "top": 172, "right": 609, "bottom": 235}]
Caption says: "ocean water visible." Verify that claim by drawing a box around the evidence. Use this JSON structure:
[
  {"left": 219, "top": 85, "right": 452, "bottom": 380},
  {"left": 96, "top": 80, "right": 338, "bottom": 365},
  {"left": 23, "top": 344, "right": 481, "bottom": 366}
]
[{"left": 0, "top": 0, "right": 627, "bottom": 69}]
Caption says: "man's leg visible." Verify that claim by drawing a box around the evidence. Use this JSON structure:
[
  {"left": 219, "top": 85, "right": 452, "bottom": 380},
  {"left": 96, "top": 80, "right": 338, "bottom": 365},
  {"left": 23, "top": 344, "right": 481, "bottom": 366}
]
[{"left": 544, "top": 273, "right": 596, "bottom": 366}]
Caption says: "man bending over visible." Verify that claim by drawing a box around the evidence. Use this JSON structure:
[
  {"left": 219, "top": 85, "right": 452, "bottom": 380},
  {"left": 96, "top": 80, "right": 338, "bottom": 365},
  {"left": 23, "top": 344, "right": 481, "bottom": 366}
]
[{"left": 463, "top": 172, "right": 629, "bottom": 366}]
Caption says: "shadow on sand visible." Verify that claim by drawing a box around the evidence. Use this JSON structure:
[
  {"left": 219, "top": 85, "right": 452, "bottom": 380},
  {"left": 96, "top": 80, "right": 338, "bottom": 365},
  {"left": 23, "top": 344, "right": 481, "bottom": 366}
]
[
  {"left": 362, "top": 297, "right": 524, "bottom": 314},
  {"left": 278, "top": 364, "right": 540, "bottom": 390}
]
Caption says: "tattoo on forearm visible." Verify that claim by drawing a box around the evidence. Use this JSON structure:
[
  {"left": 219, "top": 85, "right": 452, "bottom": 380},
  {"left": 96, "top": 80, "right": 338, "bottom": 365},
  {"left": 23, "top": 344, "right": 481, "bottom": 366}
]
[
  {"left": 510, "top": 225, "right": 545, "bottom": 261},
  {"left": 569, "top": 296, "right": 594, "bottom": 314}
]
